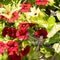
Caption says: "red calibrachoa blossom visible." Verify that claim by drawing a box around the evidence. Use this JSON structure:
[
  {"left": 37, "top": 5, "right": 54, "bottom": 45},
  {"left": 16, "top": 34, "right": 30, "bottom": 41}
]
[
  {"left": 0, "top": 42, "right": 5, "bottom": 54},
  {"left": 19, "top": 22, "right": 29, "bottom": 33},
  {"left": 0, "top": 15, "right": 2, "bottom": 19},
  {"left": 2, "top": 27, "right": 17, "bottom": 38},
  {"left": 8, "top": 27, "right": 17, "bottom": 38},
  {"left": 16, "top": 30, "right": 28, "bottom": 40},
  {"left": 35, "top": 0, "right": 48, "bottom": 6},
  {"left": 20, "top": 45, "right": 30, "bottom": 56},
  {"left": 6, "top": 41, "right": 18, "bottom": 55},
  {"left": 29, "top": 23, "right": 35, "bottom": 27},
  {"left": 20, "top": 3, "right": 31, "bottom": 12},
  {"left": 7, "top": 11, "right": 19, "bottom": 23},
  {"left": 8, "top": 53, "right": 21, "bottom": 60},
  {"left": 0, "top": 15, "right": 4, "bottom": 20},
  {"left": 0, "top": 15, "right": 8, "bottom": 21},
  {"left": 0, "top": 11, "right": 19, "bottom": 23},
  {"left": 2, "top": 27, "right": 9, "bottom": 37},
  {"left": 34, "top": 29, "right": 48, "bottom": 38}
]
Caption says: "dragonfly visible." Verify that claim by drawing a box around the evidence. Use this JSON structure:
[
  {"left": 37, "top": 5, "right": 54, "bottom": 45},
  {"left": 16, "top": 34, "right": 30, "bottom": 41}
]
[{"left": 29, "top": 33, "right": 44, "bottom": 51}]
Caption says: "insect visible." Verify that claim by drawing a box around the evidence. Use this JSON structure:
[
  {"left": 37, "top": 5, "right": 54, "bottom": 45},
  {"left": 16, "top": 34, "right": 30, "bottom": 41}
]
[
  {"left": 29, "top": 33, "right": 44, "bottom": 51},
  {"left": 35, "top": 36, "right": 44, "bottom": 51}
]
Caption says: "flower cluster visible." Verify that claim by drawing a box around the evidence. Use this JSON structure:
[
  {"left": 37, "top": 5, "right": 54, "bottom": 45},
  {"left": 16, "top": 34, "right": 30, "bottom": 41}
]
[
  {"left": 0, "top": 0, "right": 59, "bottom": 60},
  {"left": 0, "top": 41, "right": 30, "bottom": 60},
  {"left": 2, "top": 22, "right": 29, "bottom": 40}
]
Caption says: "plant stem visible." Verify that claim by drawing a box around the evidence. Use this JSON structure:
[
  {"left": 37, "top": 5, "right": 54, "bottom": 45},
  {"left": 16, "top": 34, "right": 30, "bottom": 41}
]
[{"left": 53, "top": 5, "right": 60, "bottom": 10}]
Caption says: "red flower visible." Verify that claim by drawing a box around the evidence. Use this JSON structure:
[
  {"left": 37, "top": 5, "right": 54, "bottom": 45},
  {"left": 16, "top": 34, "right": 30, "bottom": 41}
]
[
  {"left": 20, "top": 45, "right": 30, "bottom": 56},
  {"left": 20, "top": 3, "right": 31, "bottom": 12},
  {"left": 2, "top": 27, "right": 17, "bottom": 38},
  {"left": 34, "top": 29, "right": 48, "bottom": 38},
  {"left": 0, "top": 11, "right": 19, "bottom": 23},
  {"left": 8, "top": 53, "right": 21, "bottom": 60},
  {"left": 2, "top": 27, "right": 9, "bottom": 37},
  {"left": 16, "top": 22, "right": 29, "bottom": 40},
  {"left": 8, "top": 28, "right": 17, "bottom": 38},
  {"left": 35, "top": 0, "right": 48, "bottom": 6},
  {"left": 0, "top": 15, "right": 8, "bottom": 20},
  {"left": 6, "top": 41, "right": 18, "bottom": 55},
  {"left": 7, "top": 11, "right": 19, "bottom": 23},
  {"left": 0, "top": 15, "right": 4, "bottom": 20},
  {"left": 0, "top": 15, "right": 2, "bottom": 19},
  {"left": 19, "top": 22, "right": 29, "bottom": 33},
  {"left": 16, "top": 30, "right": 28, "bottom": 40},
  {"left": 29, "top": 23, "right": 35, "bottom": 27},
  {"left": 0, "top": 42, "right": 5, "bottom": 54}
]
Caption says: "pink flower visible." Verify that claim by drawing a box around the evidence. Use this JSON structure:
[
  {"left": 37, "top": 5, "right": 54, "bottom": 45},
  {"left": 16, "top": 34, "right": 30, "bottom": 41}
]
[
  {"left": 0, "top": 42, "right": 5, "bottom": 54},
  {"left": 19, "top": 22, "right": 29, "bottom": 33},
  {"left": 20, "top": 3, "right": 31, "bottom": 12},
  {"left": 16, "top": 22, "right": 29, "bottom": 40},
  {"left": 34, "top": 29, "right": 48, "bottom": 38},
  {"left": 0, "top": 15, "right": 8, "bottom": 21},
  {"left": 16, "top": 30, "right": 28, "bottom": 40},
  {"left": 0, "top": 11, "right": 19, "bottom": 23},
  {"left": 35, "top": 0, "right": 48, "bottom": 6},
  {"left": 20, "top": 45, "right": 30, "bottom": 56},
  {"left": 6, "top": 41, "right": 18, "bottom": 55},
  {"left": 7, "top": 11, "right": 19, "bottom": 23}
]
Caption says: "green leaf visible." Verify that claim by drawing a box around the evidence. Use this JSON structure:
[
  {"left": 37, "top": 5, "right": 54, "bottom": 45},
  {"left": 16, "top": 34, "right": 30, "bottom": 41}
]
[
  {"left": 22, "top": 41, "right": 28, "bottom": 48},
  {"left": 47, "top": 16, "right": 55, "bottom": 26},
  {"left": 30, "top": 16, "right": 48, "bottom": 28},
  {"left": 48, "top": 0, "right": 55, "bottom": 6},
  {"left": 44, "top": 31, "right": 60, "bottom": 45},
  {"left": 40, "top": 47, "right": 52, "bottom": 58},
  {"left": 0, "top": 37, "right": 4, "bottom": 41},
  {"left": 27, "top": 46, "right": 39, "bottom": 60},
  {"left": 47, "top": 16, "right": 55, "bottom": 32},
  {"left": 45, "top": 52, "right": 52, "bottom": 58},
  {"left": 0, "top": 0, "right": 20, "bottom": 5},
  {"left": 56, "top": 11, "right": 60, "bottom": 21},
  {"left": 0, "top": 0, "right": 11, "bottom": 5},
  {"left": 53, "top": 43, "right": 60, "bottom": 53},
  {"left": 47, "top": 23, "right": 60, "bottom": 38},
  {"left": 0, "top": 54, "right": 3, "bottom": 60},
  {"left": 20, "top": 14, "right": 27, "bottom": 20},
  {"left": 22, "top": 56, "right": 27, "bottom": 60},
  {"left": 4, "top": 35, "right": 10, "bottom": 42},
  {"left": 28, "top": 27, "right": 34, "bottom": 34},
  {"left": 0, "top": 22, "right": 5, "bottom": 35},
  {"left": 54, "top": 53, "right": 60, "bottom": 60},
  {"left": 2, "top": 51, "right": 8, "bottom": 60}
]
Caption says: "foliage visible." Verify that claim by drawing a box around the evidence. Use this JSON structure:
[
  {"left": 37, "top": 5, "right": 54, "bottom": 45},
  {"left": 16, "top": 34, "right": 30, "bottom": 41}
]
[{"left": 0, "top": 0, "right": 60, "bottom": 60}]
